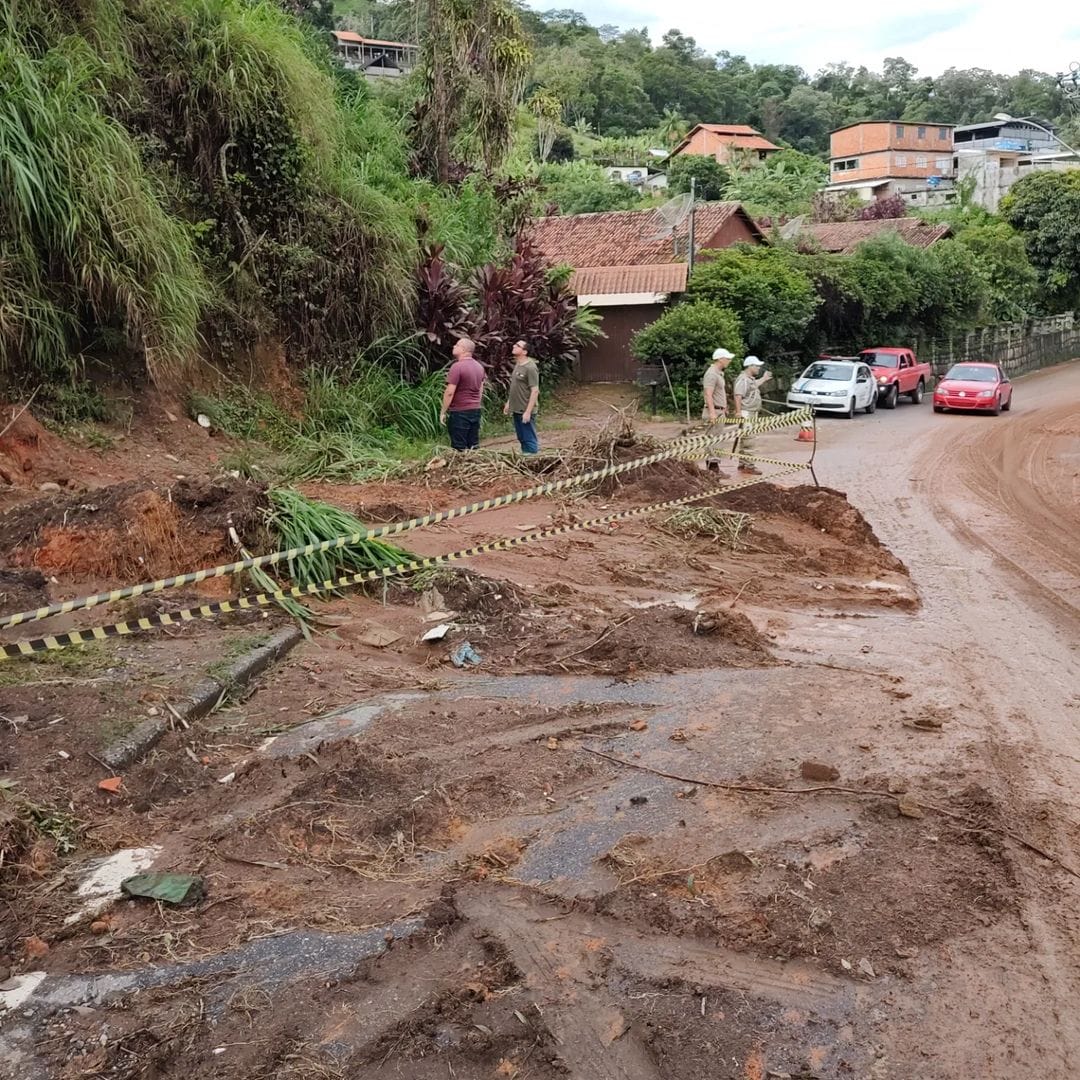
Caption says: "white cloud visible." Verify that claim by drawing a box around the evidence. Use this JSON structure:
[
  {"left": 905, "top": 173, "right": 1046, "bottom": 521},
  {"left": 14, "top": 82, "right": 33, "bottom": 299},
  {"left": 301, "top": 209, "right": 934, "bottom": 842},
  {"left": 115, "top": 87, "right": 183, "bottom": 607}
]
[{"left": 529, "top": 0, "right": 1080, "bottom": 76}]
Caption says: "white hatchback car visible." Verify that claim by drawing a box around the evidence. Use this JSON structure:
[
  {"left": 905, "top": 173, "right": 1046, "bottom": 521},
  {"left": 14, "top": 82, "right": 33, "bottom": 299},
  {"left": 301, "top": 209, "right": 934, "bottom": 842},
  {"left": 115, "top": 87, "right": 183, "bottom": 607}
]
[{"left": 786, "top": 359, "right": 878, "bottom": 419}]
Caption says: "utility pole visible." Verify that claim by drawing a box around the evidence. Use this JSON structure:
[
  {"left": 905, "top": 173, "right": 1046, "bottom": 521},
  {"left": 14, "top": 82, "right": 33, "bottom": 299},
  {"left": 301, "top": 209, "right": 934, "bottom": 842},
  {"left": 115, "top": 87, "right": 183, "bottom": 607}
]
[{"left": 687, "top": 176, "right": 697, "bottom": 276}]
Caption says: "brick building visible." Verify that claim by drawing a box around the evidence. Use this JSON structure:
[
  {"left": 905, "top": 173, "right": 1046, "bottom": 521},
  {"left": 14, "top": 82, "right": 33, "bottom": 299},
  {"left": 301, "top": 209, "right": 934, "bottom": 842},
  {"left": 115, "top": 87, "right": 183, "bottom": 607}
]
[
  {"left": 669, "top": 124, "right": 781, "bottom": 167},
  {"left": 827, "top": 121, "right": 955, "bottom": 204}
]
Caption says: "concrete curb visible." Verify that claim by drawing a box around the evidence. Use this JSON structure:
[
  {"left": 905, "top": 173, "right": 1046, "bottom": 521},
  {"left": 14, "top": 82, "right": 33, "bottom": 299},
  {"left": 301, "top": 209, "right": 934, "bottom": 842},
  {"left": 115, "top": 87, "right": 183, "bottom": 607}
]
[{"left": 100, "top": 624, "right": 305, "bottom": 771}]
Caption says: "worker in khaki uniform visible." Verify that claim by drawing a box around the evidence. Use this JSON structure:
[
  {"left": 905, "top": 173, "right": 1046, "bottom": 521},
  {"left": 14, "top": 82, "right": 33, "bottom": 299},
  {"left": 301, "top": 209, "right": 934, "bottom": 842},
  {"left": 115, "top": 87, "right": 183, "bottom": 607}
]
[
  {"left": 702, "top": 347, "right": 734, "bottom": 473},
  {"left": 733, "top": 355, "right": 771, "bottom": 474}
]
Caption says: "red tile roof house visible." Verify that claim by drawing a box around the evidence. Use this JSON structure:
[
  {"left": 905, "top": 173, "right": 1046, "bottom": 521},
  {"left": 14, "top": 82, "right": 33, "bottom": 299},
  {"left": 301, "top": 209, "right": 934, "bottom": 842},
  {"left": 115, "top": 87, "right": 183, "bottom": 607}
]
[
  {"left": 794, "top": 217, "right": 953, "bottom": 254},
  {"left": 669, "top": 124, "right": 782, "bottom": 166},
  {"left": 525, "top": 203, "right": 764, "bottom": 382}
]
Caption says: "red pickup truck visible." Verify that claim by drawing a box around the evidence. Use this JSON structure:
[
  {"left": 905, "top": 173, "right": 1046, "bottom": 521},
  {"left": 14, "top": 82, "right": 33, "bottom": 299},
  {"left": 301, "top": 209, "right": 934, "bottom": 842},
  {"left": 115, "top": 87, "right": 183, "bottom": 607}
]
[{"left": 858, "top": 347, "right": 932, "bottom": 408}]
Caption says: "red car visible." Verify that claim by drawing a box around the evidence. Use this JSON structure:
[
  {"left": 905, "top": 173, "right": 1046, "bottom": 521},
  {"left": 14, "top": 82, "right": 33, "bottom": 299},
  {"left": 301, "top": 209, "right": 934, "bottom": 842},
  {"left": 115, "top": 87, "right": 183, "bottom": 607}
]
[{"left": 933, "top": 362, "right": 1013, "bottom": 415}]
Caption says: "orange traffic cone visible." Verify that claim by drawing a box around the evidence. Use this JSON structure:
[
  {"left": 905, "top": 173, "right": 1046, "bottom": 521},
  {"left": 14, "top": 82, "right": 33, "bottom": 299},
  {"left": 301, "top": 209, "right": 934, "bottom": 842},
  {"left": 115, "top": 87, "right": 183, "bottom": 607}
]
[{"left": 795, "top": 420, "right": 815, "bottom": 443}]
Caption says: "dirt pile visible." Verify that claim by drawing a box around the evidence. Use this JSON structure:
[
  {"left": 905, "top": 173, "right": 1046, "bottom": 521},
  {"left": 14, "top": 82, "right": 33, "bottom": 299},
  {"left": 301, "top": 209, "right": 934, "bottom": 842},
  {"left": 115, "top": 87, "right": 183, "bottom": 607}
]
[
  {"left": 0, "top": 477, "right": 269, "bottom": 586},
  {"left": 720, "top": 483, "right": 894, "bottom": 552},
  {"left": 0, "top": 405, "right": 81, "bottom": 490}
]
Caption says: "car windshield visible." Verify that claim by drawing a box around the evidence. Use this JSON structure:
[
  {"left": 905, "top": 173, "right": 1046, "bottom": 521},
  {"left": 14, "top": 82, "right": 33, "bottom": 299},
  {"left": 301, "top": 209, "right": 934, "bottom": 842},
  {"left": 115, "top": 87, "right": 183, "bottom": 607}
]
[
  {"left": 802, "top": 363, "right": 851, "bottom": 381},
  {"left": 944, "top": 365, "right": 996, "bottom": 382},
  {"left": 861, "top": 351, "right": 900, "bottom": 368}
]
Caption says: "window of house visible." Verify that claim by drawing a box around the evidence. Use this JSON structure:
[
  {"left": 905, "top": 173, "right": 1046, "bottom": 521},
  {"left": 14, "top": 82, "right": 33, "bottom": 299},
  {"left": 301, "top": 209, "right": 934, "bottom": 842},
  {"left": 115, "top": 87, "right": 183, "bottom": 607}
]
[
  {"left": 918, "top": 126, "right": 927, "bottom": 138},
  {"left": 936, "top": 158, "right": 950, "bottom": 171},
  {"left": 895, "top": 154, "right": 908, "bottom": 166},
  {"left": 895, "top": 124, "right": 905, "bottom": 138},
  {"left": 833, "top": 158, "right": 859, "bottom": 172},
  {"left": 938, "top": 126, "right": 950, "bottom": 139},
  {"left": 916, "top": 155, "right": 927, "bottom": 168}
]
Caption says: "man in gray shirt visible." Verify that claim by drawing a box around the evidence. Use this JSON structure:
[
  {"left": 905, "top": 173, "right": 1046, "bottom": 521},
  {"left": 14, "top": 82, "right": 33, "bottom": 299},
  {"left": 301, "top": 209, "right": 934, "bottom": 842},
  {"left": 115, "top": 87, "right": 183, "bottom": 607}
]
[{"left": 733, "top": 355, "right": 771, "bottom": 474}]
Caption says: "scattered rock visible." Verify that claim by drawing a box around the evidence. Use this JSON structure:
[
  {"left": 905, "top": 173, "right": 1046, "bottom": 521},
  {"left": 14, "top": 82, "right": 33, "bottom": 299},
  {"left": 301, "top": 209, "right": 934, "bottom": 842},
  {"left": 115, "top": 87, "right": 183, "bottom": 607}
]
[
  {"left": 356, "top": 624, "right": 402, "bottom": 649},
  {"left": 546, "top": 737, "right": 559, "bottom": 751},
  {"left": 809, "top": 907, "right": 832, "bottom": 931},
  {"left": 887, "top": 777, "right": 908, "bottom": 794},
  {"left": 629, "top": 795, "right": 649, "bottom": 806},
  {"left": 97, "top": 777, "right": 122, "bottom": 795},
  {"left": 24, "top": 936, "right": 49, "bottom": 960},
  {"left": 858, "top": 958, "right": 876, "bottom": 978},
  {"left": 896, "top": 795, "right": 925, "bottom": 819},
  {"left": 676, "top": 786, "right": 697, "bottom": 799},
  {"left": 669, "top": 728, "right": 688, "bottom": 742},
  {"left": 895, "top": 945, "right": 920, "bottom": 959},
  {"left": 89, "top": 920, "right": 111, "bottom": 936},
  {"left": 800, "top": 761, "right": 840, "bottom": 782},
  {"left": 712, "top": 850, "right": 755, "bottom": 873},
  {"left": 840, "top": 958, "right": 852, "bottom": 971},
  {"left": 38, "top": 482, "right": 62, "bottom": 493},
  {"left": 628, "top": 720, "right": 648, "bottom": 732}
]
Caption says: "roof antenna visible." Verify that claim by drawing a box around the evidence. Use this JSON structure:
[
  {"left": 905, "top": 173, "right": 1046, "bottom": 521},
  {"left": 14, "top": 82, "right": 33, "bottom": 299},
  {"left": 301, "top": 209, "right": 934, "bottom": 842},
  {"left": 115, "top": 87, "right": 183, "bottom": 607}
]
[{"left": 645, "top": 191, "right": 693, "bottom": 256}]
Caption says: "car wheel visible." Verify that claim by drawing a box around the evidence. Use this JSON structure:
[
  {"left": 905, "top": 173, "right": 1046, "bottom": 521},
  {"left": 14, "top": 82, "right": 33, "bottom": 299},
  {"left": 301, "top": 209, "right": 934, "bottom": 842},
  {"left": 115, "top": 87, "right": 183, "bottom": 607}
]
[
  {"left": 843, "top": 397, "right": 855, "bottom": 419},
  {"left": 909, "top": 379, "right": 924, "bottom": 404},
  {"left": 1002, "top": 393, "right": 1012, "bottom": 412},
  {"left": 991, "top": 395, "right": 1001, "bottom": 416},
  {"left": 882, "top": 383, "right": 899, "bottom": 409},
  {"left": 865, "top": 392, "right": 876, "bottom": 415}
]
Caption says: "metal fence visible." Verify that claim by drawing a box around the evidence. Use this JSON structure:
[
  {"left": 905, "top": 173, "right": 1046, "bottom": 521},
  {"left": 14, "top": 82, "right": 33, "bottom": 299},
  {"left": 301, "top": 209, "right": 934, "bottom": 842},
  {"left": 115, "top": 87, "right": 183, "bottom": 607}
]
[{"left": 914, "top": 313, "right": 1080, "bottom": 377}]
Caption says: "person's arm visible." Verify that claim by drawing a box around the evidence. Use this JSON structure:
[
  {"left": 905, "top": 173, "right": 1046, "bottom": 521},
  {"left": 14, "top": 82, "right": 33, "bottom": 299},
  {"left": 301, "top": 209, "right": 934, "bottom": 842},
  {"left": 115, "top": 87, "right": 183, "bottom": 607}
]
[
  {"left": 522, "top": 367, "right": 539, "bottom": 422},
  {"left": 440, "top": 375, "right": 457, "bottom": 425},
  {"left": 704, "top": 373, "right": 717, "bottom": 421},
  {"left": 755, "top": 372, "right": 772, "bottom": 387}
]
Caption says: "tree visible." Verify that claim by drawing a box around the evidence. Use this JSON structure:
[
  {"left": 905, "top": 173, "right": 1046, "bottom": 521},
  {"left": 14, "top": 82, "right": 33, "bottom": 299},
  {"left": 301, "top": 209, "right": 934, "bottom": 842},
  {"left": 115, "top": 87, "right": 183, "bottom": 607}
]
[
  {"left": 1001, "top": 171, "right": 1080, "bottom": 309},
  {"left": 529, "top": 87, "right": 563, "bottom": 161},
  {"left": 724, "top": 149, "right": 828, "bottom": 219},
  {"left": 535, "top": 162, "right": 641, "bottom": 215},
  {"left": 687, "top": 247, "right": 819, "bottom": 352},
  {"left": 954, "top": 219, "right": 1039, "bottom": 320},
  {"left": 667, "top": 154, "right": 729, "bottom": 201},
  {"left": 412, "top": 0, "right": 532, "bottom": 183},
  {"left": 631, "top": 301, "right": 744, "bottom": 393}
]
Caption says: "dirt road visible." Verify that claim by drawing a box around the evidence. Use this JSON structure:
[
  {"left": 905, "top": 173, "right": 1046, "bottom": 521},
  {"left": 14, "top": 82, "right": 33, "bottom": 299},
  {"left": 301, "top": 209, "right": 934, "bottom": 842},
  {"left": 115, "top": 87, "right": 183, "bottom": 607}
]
[
  {"left": 2, "top": 365, "right": 1079, "bottom": 1079},
  {"left": 794, "top": 360, "right": 1080, "bottom": 1075}
]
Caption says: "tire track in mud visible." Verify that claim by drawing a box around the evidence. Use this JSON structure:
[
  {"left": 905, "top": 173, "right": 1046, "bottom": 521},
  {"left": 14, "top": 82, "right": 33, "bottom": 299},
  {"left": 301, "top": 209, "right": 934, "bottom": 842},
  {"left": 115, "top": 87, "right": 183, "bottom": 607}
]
[
  {"left": 457, "top": 887, "right": 854, "bottom": 1079},
  {"left": 921, "top": 396, "right": 1080, "bottom": 625}
]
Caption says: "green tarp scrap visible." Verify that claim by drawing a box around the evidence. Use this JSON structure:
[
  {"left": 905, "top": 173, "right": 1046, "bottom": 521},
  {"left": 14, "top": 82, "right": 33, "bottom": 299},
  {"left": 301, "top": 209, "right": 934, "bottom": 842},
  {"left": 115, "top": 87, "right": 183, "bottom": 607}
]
[{"left": 120, "top": 872, "right": 204, "bottom": 906}]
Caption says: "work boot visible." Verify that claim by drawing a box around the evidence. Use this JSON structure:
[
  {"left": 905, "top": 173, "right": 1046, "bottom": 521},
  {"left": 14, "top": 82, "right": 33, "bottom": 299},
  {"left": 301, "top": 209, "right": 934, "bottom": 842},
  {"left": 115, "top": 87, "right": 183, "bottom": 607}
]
[{"left": 737, "top": 463, "right": 761, "bottom": 475}]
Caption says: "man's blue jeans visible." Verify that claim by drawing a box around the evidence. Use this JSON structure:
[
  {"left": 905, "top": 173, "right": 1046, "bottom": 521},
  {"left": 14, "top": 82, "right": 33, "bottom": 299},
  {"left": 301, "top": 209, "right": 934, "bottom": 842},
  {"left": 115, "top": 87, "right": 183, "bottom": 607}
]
[{"left": 513, "top": 413, "right": 540, "bottom": 454}]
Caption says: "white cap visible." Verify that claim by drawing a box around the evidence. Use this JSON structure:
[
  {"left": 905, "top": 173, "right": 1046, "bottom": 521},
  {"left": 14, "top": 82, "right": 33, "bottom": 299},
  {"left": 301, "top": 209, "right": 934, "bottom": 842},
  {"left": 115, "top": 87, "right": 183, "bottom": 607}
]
[
  {"left": 743, "top": 355, "right": 763, "bottom": 368},
  {"left": 712, "top": 348, "right": 734, "bottom": 361}
]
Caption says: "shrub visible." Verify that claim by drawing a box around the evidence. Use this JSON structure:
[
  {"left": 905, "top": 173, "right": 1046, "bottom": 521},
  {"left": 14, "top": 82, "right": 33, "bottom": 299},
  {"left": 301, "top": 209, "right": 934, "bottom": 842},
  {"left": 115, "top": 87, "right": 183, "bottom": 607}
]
[
  {"left": 631, "top": 301, "right": 743, "bottom": 391},
  {"left": 667, "top": 154, "right": 729, "bottom": 201},
  {"left": 535, "top": 161, "right": 642, "bottom": 215},
  {"left": 688, "top": 246, "right": 819, "bottom": 353}
]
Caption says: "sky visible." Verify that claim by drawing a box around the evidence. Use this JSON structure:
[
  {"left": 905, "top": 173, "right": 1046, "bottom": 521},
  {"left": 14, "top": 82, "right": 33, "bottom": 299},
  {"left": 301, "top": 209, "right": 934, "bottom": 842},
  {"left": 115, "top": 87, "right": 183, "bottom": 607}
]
[{"left": 527, "top": 0, "right": 1080, "bottom": 77}]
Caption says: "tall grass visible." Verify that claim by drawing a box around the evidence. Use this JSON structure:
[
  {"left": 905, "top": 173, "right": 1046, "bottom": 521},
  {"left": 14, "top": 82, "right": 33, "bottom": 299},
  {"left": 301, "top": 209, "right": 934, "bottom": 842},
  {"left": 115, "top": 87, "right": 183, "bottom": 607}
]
[
  {"left": 266, "top": 488, "right": 414, "bottom": 591},
  {"left": 1, "top": 0, "right": 420, "bottom": 386},
  {"left": 0, "top": 20, "right": 210, "bottom": 382},
  {"left": 193, "top": 340, "right": 457, "bottom": 481}
]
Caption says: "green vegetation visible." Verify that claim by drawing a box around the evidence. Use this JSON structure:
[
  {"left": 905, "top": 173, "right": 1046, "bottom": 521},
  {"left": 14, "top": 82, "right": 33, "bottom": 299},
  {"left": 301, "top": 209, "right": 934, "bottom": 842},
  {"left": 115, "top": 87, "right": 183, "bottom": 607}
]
[
  {"left": 667, "top": 155, "right": 729, "bottom": 202},
  {"left": 631, "top": 301, "right": 743, "bottom": 400},
  {"left": 266, "top": 488, "right": 414, "bottom": 590},
  {"left": 688, "top": 247, "right": 820, "bottom": 353},
  {"left": 1001, "top": 171, "right": 1080, "bottom": 310}
]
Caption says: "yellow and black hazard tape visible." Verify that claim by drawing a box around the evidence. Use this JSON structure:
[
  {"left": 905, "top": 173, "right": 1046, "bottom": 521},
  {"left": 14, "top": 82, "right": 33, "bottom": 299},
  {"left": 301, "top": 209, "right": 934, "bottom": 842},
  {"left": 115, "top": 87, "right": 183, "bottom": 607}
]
[
  {"left": 0, "top": 462, "right": 808, "bottom": 660},
  {"left": 1, "top": 407, "right": 813, "bottom": 630}
]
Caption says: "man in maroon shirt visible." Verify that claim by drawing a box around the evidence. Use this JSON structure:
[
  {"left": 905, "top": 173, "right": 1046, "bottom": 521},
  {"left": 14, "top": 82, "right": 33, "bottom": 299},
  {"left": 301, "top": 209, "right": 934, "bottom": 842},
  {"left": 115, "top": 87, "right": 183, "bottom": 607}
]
[{"left": 440, "top": 337, "right": 486, "bottom": 450}]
